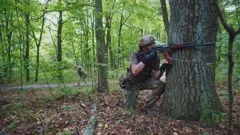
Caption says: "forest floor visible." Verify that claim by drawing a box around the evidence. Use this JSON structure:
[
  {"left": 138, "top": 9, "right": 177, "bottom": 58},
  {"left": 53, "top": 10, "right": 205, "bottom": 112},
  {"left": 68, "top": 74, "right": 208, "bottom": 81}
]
[
  {"left": 0, "top": 83, "right": 90, "bottom": 91},
  {"left": 0, "top": 82, "right": 240, "bottom": 135}
]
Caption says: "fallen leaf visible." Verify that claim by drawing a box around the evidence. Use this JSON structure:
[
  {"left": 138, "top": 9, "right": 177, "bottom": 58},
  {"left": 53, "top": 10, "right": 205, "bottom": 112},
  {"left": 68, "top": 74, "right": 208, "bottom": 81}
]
[
  {"left": 104, "top": 123, "right": 108, "bottom": 129},
  {"left": 80, "top": 103, "right": 87, "bottom": 108}
]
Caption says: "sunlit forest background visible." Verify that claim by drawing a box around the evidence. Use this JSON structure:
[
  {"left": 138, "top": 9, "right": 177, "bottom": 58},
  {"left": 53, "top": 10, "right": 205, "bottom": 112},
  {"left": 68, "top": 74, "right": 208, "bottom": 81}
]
[
  {"left": 0, "top": 0, "right": 238, "bottom": 86},
  {"left": 0, "top": 0, "right": 240, "bottom": 134}
]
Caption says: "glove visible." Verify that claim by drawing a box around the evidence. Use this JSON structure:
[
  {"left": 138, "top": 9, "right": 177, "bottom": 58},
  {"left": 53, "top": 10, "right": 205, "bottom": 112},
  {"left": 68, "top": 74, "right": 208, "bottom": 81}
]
[
  {"left": 141, "top": 51, "right": 157, "bottom": 64},
  {"left": 160, "top": 63, "right": 172, "bottom": 73}
]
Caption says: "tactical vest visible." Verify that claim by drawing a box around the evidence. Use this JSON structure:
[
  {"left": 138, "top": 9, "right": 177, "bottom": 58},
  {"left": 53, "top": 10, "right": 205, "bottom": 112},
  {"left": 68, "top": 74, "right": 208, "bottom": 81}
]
[
  {"left": 128, "top": 51, "right": 159, "bottom": 82},
  {"left": 78, "top": 69, "right": 86, "bottom": 78}
]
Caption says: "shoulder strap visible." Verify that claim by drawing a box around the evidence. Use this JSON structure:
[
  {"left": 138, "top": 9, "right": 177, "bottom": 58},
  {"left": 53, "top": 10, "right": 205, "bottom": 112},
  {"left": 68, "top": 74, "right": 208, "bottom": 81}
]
[{"left": 136, "top": 50, "right": 144, "bottom": 63}]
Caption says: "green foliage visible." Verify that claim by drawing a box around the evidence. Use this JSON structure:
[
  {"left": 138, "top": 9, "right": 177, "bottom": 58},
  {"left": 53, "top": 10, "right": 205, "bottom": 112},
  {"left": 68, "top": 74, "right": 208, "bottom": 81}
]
[
  {"left": 36, "top": 86, "right": 95, "bottom": 104},
  {"left": 237, "top": 81, "right": 240, "bottom": 92},
  {"left": 61, "top": 105, "right": 74, "bottom": 112},
  {"left": 7, "top": 121, "right": 17, "bottom": 130},
  {"left": 0, "top": 0, "right": 166, "bottom": 85},
  {"left": 200, "top": 109, "right": 227, "bottom": 127},
  {"left": 71, "top": 116, "right": 77, "bottom": 123},
  {"left": 63, "top": 130, "right": 72, "bottom": 135},
  {"left": 1, "top": 103, "right": 22, "bottom": 115},
  {"left": 49, "top": 87, "right": 80, "bottom": 99},
  {"left": 145, "top": 130, "right": 151, "bottom": 135},
  {"left": 218, "top": 90, "right": 229, "bottom": 98},
  {"left": 216, "top": 62, "right": 228, "bottom": 82},
  {"left": 200, "top": 102, "right": 227, "bottom": 127},
  {"left": 0, "top": 0, "right": 239, "bottom": 95},
  {"left": 89, "top": 116, "right": 98, "bottom": 125},
  {"left": 202, "top": 131, "right": 209, "bottom": 135}
]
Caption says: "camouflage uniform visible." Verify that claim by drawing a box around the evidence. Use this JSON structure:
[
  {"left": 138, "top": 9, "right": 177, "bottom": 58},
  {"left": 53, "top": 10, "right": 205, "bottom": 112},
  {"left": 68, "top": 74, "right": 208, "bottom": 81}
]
[
  {"left": 122, "top": 50, "right": 165, "bottom": 110},
  {"left": 77, "top": 66, "right": 87, "bottom": 84}
]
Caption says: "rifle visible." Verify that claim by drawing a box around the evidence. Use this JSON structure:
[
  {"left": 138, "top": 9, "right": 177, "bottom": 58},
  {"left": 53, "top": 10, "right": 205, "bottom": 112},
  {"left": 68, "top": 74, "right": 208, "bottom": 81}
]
[{"left": 141, "top": 42, "right": 216, "bottom": 55}]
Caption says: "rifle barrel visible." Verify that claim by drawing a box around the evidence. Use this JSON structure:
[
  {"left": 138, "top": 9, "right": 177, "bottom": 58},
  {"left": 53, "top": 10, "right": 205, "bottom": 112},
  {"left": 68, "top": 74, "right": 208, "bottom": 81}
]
[
  {"left": 168, "top": 42, "right": 215, "bottom": 46},
  {"left": 180, "top": 42, "right": 215, "bottom": 46},
  {"left": 140, "top": 42, "right": 215, "bottom": 55}
]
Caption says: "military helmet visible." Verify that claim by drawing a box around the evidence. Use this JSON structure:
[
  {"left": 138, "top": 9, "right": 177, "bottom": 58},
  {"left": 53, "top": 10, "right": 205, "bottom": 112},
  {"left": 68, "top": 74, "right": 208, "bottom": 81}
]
[{"left": 139, "top": 35, "right": 155, "bottom": 47}]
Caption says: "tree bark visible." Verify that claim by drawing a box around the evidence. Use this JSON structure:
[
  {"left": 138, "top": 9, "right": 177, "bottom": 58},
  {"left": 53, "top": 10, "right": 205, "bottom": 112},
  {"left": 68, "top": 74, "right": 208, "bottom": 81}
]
[
  {"left": 91, "top": 11, "right": 95, "bottom": 64},
  {"left": 57, "top": 10, "right": 63, "bottom": 80},
  {"left": 216, "top": 2, "right": 240, "bottom": 134},
  {"left": 0, "top": 22, "right": 4, "bottom": 84},
  {"left": 33, "top": 0, "right": 48, "bottom": 82},
  {"left": 95, "top": 0, "right": 108, "bottom": 92},
  {"left": 162, "top": 0, "right": 225, "bottom": 120},
  {"left": 106, "top": 0, "right": 116, "bottom": 69},
  {"left": 117, "top": 1, "right": 133, "bottom": 68},
  {"left": 5, "top": 11, "right": 13, "bottom": 83},
  {"left": 25, "top": 11, "right": 30, "bottom": 82}
]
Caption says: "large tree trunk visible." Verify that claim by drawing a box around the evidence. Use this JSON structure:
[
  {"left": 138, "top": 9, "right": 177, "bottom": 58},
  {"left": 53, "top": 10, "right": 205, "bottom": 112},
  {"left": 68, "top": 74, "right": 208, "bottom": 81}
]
[
  {"left": 95, "top": 0, "right": 108, "bottom": 92},
  {"left": 161, "top": 0, "right": 225, "bottom": 120}
]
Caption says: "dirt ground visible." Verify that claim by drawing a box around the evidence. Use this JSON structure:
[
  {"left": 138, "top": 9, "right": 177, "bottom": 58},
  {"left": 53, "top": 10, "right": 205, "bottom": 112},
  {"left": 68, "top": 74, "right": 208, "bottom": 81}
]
[{"left": 0, "top": 85, "right": 240, "bottom": 135}]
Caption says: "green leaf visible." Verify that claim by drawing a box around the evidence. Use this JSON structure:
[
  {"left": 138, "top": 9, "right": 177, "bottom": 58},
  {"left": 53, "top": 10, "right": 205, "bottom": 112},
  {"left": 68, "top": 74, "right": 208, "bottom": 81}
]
[
  {"left": 61, "top": 105, "right": 74, "bottom": 112},
  {"left": 8, "top": 121, "right": 17, "bottom": 130},
  {"left": 202, "top": 131, "right": 209, "bottom": 135}
]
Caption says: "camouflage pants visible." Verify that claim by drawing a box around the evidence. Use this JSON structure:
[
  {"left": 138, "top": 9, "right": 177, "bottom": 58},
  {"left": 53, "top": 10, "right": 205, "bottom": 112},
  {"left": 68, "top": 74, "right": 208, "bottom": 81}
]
[{"left": 123, "top": 77, "right": 165, "bottom": 110}]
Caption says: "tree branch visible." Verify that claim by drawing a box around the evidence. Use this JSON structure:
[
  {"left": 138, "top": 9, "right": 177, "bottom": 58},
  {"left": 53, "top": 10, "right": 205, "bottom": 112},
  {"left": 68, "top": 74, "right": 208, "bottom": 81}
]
[
  {"left": 122, "top": 9, "right": 133, "bottom": 25},
  {"left": 216, "top": 3, "right": 233, "bottom": 33},
  {"left": 160, "top": 0, "right": 169, "bottom": 37},
  {"left": 62, "top": 17, "right": 73, "bottom": 24}
]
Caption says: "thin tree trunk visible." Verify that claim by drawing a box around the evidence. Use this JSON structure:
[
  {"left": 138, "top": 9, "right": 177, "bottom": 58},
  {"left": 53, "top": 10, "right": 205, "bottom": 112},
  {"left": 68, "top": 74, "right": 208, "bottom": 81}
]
[
  {"left": 57, "top": 10, "right": 63, "bottom": 80},
  {"left": 106, "top": 0, "right": 116, "bottom": 69},
  {"left": 105, "top": 19, "right": 110, "bottom": 69},
  {"left": 34, "top": 14, "right": 45, "bottom": 82},
  {"left": 91, "top": 10, "right": 95, "bottom": 67},
  {"left": 95, "top": 0, "right": 108, "bottom": 92},
  {"left": 15, "top": 0, "right": 23, "bottom": 89},
  {"left": 117, "top": 1, "right": 132, "bottom": 68},
  {"left": 217, "top": 27, "right": 222, "bottom": 61},
  {"left": 6, "top": 21, "right": 12, "bottom": 83},
  {"left": 25, "top": 12, "right": 30, "bottom": 82},
  {"left": 117, "top": 1, "right": 125, "bottom": 68},
  {"left": 33, "top": 1, "right": 48, "bottom": 82},
  {"left": 3, "top": 10, "right": 13, "bottom": 83},
  {"left": 85, "top": 10, "right": 90, "bottom": 70},
  {"left": 216, "top": 2, "right": 240, "bottom": 134},
  {"left": 35, "top": 45, "right": 40, "bottom": 82},
  {"left": 227, "top": 35, "right": 235, "bottom": 135},
  {"left": 0, "top": 24, "right": 4, "bottom": 84}
]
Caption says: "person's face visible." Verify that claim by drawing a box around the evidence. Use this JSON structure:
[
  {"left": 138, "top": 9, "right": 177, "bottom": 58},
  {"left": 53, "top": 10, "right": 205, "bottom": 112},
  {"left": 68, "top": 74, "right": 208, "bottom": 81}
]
[{"left": 142, "top": 43, "right": 154, "bottom": 52}]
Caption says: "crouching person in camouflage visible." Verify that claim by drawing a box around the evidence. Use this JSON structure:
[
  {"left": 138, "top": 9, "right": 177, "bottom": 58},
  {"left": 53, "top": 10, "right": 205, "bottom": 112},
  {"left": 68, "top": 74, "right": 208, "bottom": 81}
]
[{"left": 119, "top": 35, "right": 172, "bottom": 115}]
